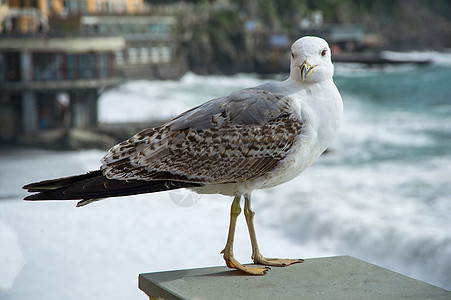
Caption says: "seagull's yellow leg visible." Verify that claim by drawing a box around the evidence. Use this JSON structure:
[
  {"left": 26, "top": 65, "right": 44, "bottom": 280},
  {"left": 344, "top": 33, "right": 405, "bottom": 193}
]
[
  {"left": 221, "top": 195, "right": 270, "bottom": 275},
  {"left": 244, "top": 193, "right": 304, "bottom": 267}
]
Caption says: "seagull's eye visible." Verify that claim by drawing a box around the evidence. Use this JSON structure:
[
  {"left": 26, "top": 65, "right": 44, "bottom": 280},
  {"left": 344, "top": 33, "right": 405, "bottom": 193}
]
[
  {"left": 291, "top": 52, "right": 295, "bottom": 59},
  {"left": 321, "top": 49, "right": 327, "bottom": 57}
]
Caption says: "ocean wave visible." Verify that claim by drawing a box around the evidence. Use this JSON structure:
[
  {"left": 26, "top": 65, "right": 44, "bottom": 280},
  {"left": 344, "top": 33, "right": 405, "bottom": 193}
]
[
  {"left": 98, "top": 72, "right": 267, "bottom": 124},
  {"left": 334, "top": 50, "right": 451, "bottom": 77},
  {"left": 381, "top": 50, "right": 451, "bottom": 66},
  {"left": 254, "top": 166, "right": 451, "bottom": 289}
]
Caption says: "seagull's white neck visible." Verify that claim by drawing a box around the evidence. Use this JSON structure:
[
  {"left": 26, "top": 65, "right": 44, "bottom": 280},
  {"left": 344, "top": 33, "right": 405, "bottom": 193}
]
[
  {"left": 255, "top": 76, "right": 335, "bottom": 101},
  {"left": 267, "top": 77, "right": 303, "bottom": 95},
  {"left": 278, "top": 77, "right": 325, "bottom": 95}
]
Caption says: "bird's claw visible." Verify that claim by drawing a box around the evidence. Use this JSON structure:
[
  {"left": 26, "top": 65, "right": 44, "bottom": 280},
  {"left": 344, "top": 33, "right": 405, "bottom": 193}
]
[
  {"left": 223, "top": 253, "right": 271, "bottom": 275},
  {"left": 253, "top": 255, "right": 304, "bottom": 267}
]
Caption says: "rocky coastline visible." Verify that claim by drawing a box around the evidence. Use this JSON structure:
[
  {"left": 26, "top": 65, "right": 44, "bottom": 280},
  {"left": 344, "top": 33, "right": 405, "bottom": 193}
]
[{"left": 184, "top": 0, "right": 451, "bottom": 75}]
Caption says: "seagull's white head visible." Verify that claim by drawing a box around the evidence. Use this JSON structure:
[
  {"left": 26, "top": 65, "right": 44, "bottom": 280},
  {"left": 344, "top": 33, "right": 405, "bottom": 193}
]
[{"left": 289, "top": 36, "right": 334, "bottom": 84}]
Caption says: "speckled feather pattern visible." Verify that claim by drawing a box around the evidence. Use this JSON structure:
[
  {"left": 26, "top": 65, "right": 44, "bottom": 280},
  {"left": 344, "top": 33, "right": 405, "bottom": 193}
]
[{"left": 101, "top": 89, "right": 303, "bottom": 184}]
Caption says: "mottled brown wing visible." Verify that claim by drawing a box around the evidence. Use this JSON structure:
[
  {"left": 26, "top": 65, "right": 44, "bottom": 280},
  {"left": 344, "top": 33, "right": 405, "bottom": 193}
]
[{"left": 101, "top": 89, "right": 303, "bottom": 184}]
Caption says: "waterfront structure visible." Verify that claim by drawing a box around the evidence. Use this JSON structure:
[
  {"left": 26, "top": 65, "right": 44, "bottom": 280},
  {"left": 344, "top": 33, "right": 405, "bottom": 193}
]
[
  {"left": 0, "top": 36, "right": 125, "bottom": 140},
  {"left": 0, "top": 0, "right": 185, "bottom": 143},
  {"left": 0, "top": 0, "right": 183, "bottom": 81},
  {"left": 80, "top": 14, "right": 185, "bottom": 80}
]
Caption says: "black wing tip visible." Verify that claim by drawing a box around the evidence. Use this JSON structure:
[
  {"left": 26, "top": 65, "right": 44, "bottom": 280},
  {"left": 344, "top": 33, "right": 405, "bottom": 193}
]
[
  {"left": 24, "top": 192, "right": 88, "bottom": 208},
  {"left": 23, "top": 193, "right": 43, "bottom": 201},
  {"left": 22, "top": 187, "right": 43, "bottom": 193},
  {"left": 22, "top": 182, "right": 50, "bottom": 191},
  {"left": 23, "top": 192, "right": 65, "bottom": 201},
  {"left": 22, "top": 183, "right": 34, "bottom": 190},
  {"left": 22, "top": 171, "right": 203, "bottom": 203}
]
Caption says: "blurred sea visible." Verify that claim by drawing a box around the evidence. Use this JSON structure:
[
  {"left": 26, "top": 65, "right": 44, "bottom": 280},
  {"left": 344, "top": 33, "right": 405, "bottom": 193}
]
[{"left": 1, "top": 53, "right": 451, "bottom": 299}]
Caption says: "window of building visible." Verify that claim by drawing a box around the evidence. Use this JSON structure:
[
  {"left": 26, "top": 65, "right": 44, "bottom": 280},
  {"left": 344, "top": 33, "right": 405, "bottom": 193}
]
[
  {"left": 140, "top": 47, "right": 149, "bottom": 63},
  {"left": 149, "top": 24, "right": 158, "bottom": 34},
  {"left": 115, "top": 51, "right": 124, "bottom": 65},
  {"left": 161, "top": 46, "right": 171, "bottom": 63},
  {"left": 98, "top": 24, "right": 107, "bottom": 34},
  {"left": 111, "top": 23, "right": 120, "bottom": 34},
  {"left": 4, "top": 52, "right": 21, "bottom": 82},
  {"left": 18, "top": 0, "right": 38, "bottom": 8},
  {"left": 150, "top": 47, "right": 159, "bottom": 63},
  {"left": 134, "top": 0, "right": 141, "bottom": 12},
  {"left": 161, "top": 24, "right": 171, "bottom": 37},
  {"left": 33, "top": 53, "right": 64, "bottom": 81},
  {"left": 78, "top": 53, "right": 96, "bottom": 79},
  {"left": 128, "top": 48, "right": 138, "bottom": 64},
  {"left": 66, "top": 54, "right": 77, "bottom": 79},
  {"left": 98, "top": 54, "right": 109, "bottom": 78},
  {"left": 70, "top": 0, "right": 78, "bottom": 13},
  {"left": 0, "top": 53, "right": 5, "bottom": 82},
  {"left": 63, "top": 0, "right": 79, "bottom": 14},
  {"left": 80, "top": 0, "right": 87, "bottom": 13},
  {"left": 107, "top": 1, "right": 114, "bottom": 13},
  {"left": 101, "top": 1, "right": 107, "bottom": 12},
  {"left": 123, "top": 24, "right": 130, "bottom": 34}
]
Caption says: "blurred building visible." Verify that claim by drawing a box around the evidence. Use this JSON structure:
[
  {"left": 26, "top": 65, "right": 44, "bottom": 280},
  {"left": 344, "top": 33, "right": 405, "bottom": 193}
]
[
  {"left": 0, "top": 0, "right": 185, "bottom": 143},
  {"left": 79, "top": 14, "right": 182, "bottom": 79},
  {"left": 1, "top": 0, "right": 184, "bottom": 79},
  {"left": 0, "top": 34, "right": 125, "bottom": 140}
]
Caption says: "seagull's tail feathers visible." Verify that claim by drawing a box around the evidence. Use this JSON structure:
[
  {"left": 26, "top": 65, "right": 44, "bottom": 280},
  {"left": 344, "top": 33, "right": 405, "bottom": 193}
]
[{"left": 23, "top": 170, "right": 201, "bottom": 207}]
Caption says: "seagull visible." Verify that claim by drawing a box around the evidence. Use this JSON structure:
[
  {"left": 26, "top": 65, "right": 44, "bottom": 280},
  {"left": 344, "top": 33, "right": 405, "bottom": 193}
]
[{"left": 23, "top": 36, "right": 343, "bottom": 275}]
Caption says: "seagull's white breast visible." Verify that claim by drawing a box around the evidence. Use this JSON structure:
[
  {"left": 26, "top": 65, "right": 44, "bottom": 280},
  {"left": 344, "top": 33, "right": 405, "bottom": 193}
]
[{"left": 259, "top": 79, "right": 343, "bottom": 189}]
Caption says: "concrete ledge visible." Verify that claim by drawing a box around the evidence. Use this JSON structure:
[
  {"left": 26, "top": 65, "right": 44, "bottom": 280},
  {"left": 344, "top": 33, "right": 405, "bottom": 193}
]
[{"left": 139, "top": 256, "right": 451, "bottom": 300}]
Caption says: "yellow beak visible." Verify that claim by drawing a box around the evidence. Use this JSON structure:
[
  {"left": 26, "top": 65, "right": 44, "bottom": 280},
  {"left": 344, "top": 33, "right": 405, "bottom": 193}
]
[{"left": 299, "top": 59, "right": 316, "bottom": 82}]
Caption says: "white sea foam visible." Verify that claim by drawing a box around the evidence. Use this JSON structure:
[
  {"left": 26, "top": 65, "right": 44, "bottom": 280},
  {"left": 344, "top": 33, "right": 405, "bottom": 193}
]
[
  {"left": 98, "top": 72, "right": 265, "bottom": 123},
  {"left": 381, "top": 50, "right": 451, "bottom": 66},
  {"left": 0, "top": 219, "right": 24, "bottom": 291},
  {"left": 334, "top": 50, "right": 451, "bottom": 77}
]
